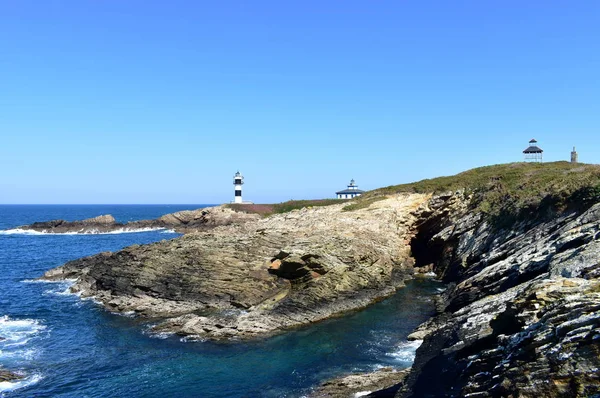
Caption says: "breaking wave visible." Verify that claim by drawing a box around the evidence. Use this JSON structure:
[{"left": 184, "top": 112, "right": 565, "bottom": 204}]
[
  {"left": 0, "top": 227, "right": 169, "bottom": 235},
  {"left": 0, "top": 316, "right": 45, "bottom": 393},
  {"left": 386, "top": 340, "right": 423, "bottom": 363},
  {"left": 0, "top": 316, "right": 46, "bottom": 348},
  {"left": 0, "top": 373, "right": 43, "bottom": 394}
]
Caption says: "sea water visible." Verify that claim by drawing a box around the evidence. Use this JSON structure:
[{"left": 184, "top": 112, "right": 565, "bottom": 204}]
[{"left": 0, "top": 205, "right": 441, "bottom": 397}]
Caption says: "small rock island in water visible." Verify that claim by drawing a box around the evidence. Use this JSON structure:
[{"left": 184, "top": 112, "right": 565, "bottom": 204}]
[{"left": 10, "top": 161, "right": 599, "bottom": 397}]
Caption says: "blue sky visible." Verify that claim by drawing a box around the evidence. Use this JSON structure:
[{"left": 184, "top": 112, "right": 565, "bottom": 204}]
[{"left": 1, "top": 1, "right": 598, "bottom": 204}]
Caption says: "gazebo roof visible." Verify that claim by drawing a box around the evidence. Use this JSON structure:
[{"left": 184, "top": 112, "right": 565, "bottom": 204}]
[{"left": 523, "top": 145, "right": 543, "bottom": 153}]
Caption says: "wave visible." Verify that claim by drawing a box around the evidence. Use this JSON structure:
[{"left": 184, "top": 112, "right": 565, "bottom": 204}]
[
  {"left": 386, "top": 340, "right": 422, "bottom": 363},
  {"left": 21, "top": 278, "right": 77, "bottom": 284},
  {"left": 0, "top": 227, "right": 173, "bottom": 236},
  {"left": 0, "top": 316, "right": 46, "bottom": 348},
  {"left": 0, "top": 373, "right": 43, "bottom": 393}
]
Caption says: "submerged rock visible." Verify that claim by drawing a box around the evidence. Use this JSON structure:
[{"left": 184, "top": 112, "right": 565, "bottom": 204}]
[{"left": 0, "top": 368, "right": 23, "bottom": 382}]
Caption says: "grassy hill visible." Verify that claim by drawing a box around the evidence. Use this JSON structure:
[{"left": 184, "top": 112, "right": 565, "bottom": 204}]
[{"left": 368, "top": 161, "right": 600, "bottom": 225}]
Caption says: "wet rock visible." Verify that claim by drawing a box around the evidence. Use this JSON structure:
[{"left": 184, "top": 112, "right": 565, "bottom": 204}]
[{"left": 0, "top": 368, "right": 23, "bottom": 382}]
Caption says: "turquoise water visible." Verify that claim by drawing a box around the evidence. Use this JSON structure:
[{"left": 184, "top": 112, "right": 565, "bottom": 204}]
[{"left": 0, "top": 205, "right": 441, "bottom": 397}]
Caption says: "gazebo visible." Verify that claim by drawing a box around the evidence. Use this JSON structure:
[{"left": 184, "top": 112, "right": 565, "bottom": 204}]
[{"left": 523, "top": 139, "right": 543, "bottom": 162}]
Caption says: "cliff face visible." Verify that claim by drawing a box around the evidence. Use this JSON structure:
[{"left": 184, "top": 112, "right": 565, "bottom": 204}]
[
  {"left": 398, "top": 192, "right": 600, "bottom": 398},
  {"left": 43, "top": 194, "right": 429, "bottom": 339}
]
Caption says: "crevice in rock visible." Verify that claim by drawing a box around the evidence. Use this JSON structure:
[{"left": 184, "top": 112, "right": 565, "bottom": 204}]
[{"left": 409, "top": 214, "right": 457, "bottom": 280}]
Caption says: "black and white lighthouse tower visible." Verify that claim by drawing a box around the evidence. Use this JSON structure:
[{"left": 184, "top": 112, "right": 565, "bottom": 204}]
[{"left": 233, "top": 171, "right": 244, "bottom": 204}]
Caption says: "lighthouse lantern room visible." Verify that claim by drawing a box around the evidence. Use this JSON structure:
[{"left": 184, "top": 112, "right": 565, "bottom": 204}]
[{"left": 233, "top": 171, "right": 244, "bottom": 204}]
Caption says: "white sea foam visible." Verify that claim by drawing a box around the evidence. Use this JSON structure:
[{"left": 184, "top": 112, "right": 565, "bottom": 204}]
[
  {"left": 0, "top": 373, "right": 43, "bottom": 393},
  {"left": 0, "top": 227, "right": 168, "bottom": 235},
  {"left": 180, "top": 335, "right": 206, "bottom": 343},
  {"left": 386, "top": 340, "right": 423, "bottom": 363},
  {"left": 111, "top": 311, "right": 136, "bottom": 318},
  {"left": 21, "top": 278, "right": 77, "bottom": 284},
  {"left": 0, "top": 348, "right": 38, "bottom": 360},
  {"left": 354, "top": 392, "right": 373, "bottom": 398},
  {"left": 147, "top": 330, "right": 174, "bottom": 340},
  {"left": 0, "top": 316, "right": 46, "bottom": 348}
]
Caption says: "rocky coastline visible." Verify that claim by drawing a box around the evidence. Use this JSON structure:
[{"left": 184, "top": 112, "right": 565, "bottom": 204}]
[
  {"left": 41, "top": 194, "right": 430, "bottom": 340},
  {"left": 10, "top": 205, "right": 260, "bottom": 234},
  {"left": 33, "top": 162, "right": 600, "bottom": 396}
]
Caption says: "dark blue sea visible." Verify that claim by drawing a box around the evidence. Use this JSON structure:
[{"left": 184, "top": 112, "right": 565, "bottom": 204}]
[{"left": 0, "top": 205, "right": 441, "bottom": 397}]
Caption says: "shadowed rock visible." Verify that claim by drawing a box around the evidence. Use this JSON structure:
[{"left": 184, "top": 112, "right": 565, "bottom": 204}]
[{"left": 395, "top": 194, "right": 600, "bottom": 398}]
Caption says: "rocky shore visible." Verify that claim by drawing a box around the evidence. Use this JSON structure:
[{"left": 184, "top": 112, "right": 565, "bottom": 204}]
[
  {"left": 10, "top": 205, "right": 261, "bottom": 234},
  {"left": 42, "top": 194, "right": 429, "bottom": 339}
]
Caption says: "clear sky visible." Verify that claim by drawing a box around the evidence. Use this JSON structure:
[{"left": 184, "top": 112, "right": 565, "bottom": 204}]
[{"left": 1, "top": 1, "right": 598, "bottom": 204}]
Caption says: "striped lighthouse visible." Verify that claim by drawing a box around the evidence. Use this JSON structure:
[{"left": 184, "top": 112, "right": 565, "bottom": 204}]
[{"left": 233, "top": 171, "right": 244, "bottom": 204}]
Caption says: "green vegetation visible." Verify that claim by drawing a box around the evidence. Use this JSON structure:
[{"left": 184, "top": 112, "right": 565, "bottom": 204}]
[
  {"left": 369, "top": 161, "right": 600, "bottom": 226},
  {"left": 271, "top": 199, "right": 346, "bottom": 213},
  {"left": 342, "top": 196, "right": 386, "bottom": 211},
  {"left": 227, "top": 199, "right": 347, "bottom": 216}
]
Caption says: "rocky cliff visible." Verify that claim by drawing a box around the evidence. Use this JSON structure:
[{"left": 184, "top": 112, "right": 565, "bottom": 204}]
[
  {"left": 42, "top": 194, "right": 429, "bottom": 339},
  {"left": 386, "top": 164, "right": 600, "bottom": 397}
]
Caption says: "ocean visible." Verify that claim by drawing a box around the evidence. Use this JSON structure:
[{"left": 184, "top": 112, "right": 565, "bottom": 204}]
[{"left": 0, "top": 205, "right": 441, "bottom": 397}]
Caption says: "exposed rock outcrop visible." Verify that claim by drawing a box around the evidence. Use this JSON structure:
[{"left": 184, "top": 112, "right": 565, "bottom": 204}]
[
  {"left": 42, "top": 194, "right": 429, "bottom": 340},
  {"left": 310, "top": 368, "right": 409, "bottom": 398},
  {"left": 395, "top": 193, "right": 600, "bottom": 398},
  {"left": 12, "top": 205, "right": 261, "bottom": 234},
  {"left": 0, "top": 368, "right": 22, "bottom": 383}
]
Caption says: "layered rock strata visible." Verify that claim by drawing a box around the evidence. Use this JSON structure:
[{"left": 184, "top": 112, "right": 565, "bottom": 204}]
[
  {"left": 42, "top": 194, "right": 429, "bottom": 340},
  {"left": 13, "top": 205, "right": 260, "bottom": 234},
  {"left": 395, "top": 193, "right": 600, "bottom": 397}
]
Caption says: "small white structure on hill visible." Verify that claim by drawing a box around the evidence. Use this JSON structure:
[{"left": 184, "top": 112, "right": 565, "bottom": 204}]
[
  {"left": 233, "top": 171, "right": 244, "bottom": 204},
  {"left": 336, "top": 179, "right": 365, "bottom": 199}
]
